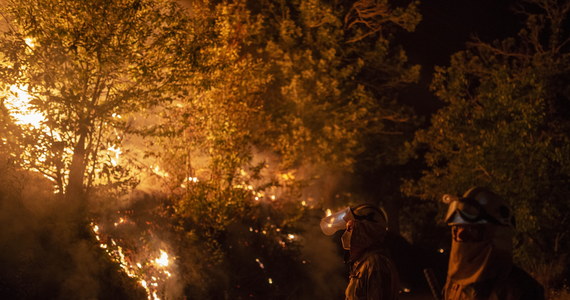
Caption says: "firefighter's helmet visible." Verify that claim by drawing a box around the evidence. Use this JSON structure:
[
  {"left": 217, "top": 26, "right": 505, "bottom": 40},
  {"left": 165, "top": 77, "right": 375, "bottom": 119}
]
[
  {"left": 443, "top": 187, "right": 514, "bottom": 227},
  {"left": 320, "top": 203, "right": 388, "bottom": 235}
]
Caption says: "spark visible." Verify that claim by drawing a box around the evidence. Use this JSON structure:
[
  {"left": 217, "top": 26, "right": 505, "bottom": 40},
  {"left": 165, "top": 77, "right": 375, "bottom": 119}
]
[
  {"left": 325, "top": 209, "right": 332, "bottom": 216},
  {"left": 255, "top": 258, "right": 265, "bottom": 269},
  {"left": 114, "top": 217, "right": 127, "bottom": 227},
  {"left": 268, "top": 278, "right": 273, "bottom": 284},
  {"left": 287, "top": 234, "right": 295, "bottom": 240}
]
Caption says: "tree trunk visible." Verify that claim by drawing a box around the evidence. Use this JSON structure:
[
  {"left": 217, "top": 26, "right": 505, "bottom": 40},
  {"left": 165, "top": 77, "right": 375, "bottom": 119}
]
[{"left": 66, "top": 126, "right": 88, "bottom": 215}]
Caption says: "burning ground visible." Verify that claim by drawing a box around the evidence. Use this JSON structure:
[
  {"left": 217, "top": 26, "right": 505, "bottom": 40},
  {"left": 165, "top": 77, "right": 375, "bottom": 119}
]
[
  {"left": 0, "top": 166, "right": 146, "bottom": 299},
  {"left": 0, "top": 160, "right": 352, "bottom": 299}
]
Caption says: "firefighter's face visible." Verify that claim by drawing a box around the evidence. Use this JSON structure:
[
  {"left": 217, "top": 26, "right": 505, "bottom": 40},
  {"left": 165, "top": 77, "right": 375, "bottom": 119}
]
[
  {"left": 451, "top": 224, "right": 486, "bottom": 242},
  {"left": 341, "top": 220, "right": 355, "bottom": 250},
  {"left": 346, "top": 220, "right": 354, "bottom": 232}
]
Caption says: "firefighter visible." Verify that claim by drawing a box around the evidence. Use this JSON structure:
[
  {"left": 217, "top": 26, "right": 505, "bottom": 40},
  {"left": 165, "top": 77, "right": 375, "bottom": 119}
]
[
  {"left": 321, "top": 204, "right": 399, "bottom": 300},
  {"left": 442, "top": 187, "right": 544, "bottom": 300}
]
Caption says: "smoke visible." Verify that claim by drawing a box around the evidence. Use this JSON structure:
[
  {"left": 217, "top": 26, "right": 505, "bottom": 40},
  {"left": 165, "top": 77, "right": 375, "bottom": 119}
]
[
  {"left": 298, "top": 213, "right": 347, "bottom": 300},
  {"left": 246, "top": 150, "right": 351, "bottom": 299},
  {"left": 0, "top": 164, "right": 144, "bottom": 299}
]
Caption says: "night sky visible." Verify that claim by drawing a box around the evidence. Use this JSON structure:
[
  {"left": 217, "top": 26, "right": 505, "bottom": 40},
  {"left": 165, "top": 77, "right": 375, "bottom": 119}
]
[{"left": 399, "top": 0, "right": 522, "bottom": 116}]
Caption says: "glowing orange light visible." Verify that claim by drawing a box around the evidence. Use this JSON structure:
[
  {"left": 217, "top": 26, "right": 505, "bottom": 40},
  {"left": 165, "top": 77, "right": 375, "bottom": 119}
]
[
  {"left": 255, "top": 258, "right": 265, "bottom": 269},
  {"left": 4, "top": 85, "right": 45, "bottom": 127},
  {"left": 154, "top": 250, "right": 169, "bottom": 267},
  {"left": 108, "top": 145, "right": 122, "bottom": 166},
  {"left": 151, "top": 165, "right": 169, "bottom": 177}
]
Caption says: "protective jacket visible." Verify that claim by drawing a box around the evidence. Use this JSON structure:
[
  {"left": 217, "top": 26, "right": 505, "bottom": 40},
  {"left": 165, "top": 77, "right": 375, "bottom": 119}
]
[
  {"left": 442, "top": 187, "right": 544, "bottom": 300},
  {"left": 345, "top": 249, "right": 399, "bottom": 300},
  {"left": 444, "top": 265, "right": 544, "bottom": 300}
]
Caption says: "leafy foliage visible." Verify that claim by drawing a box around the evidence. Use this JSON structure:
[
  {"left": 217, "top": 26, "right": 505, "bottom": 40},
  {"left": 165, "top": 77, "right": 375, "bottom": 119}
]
[
  {"left": 255, "top": 0, "right": 421, "bottom": 172},
  {"left": 144, "top": 0, "right": 421, "bottom": 297},
  {"left": 404, "top": 0, "right": 570, "bottom": 289},
  {"left": 0, "top": 0, "right": 195, "bottom": 197},
  {"left": 1, "top": 0, "right": 423, "bottom": 298}
]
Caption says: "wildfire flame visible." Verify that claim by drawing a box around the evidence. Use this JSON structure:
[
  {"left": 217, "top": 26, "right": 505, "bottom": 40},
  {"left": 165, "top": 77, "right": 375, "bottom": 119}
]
[
  {"left": 3, "top": 46, "right": 311, "bottom": 298},
  {"left": 154, "top": 250, "right": 169, "bottom": 267},
  {"left": 4, "top": 85, "right": 45, "bottom": 127},
  {"left": 90, "top": 220, "right": 175, "bottom": 300},
  {"left": 3, "top": 38, "right": 43, "bottom": 129},
  {"left": 5, "top": 74, "right": 173, "bottom": 300},
  {"left": 108, "top": 145, "right": 122, "bottom": 166}
]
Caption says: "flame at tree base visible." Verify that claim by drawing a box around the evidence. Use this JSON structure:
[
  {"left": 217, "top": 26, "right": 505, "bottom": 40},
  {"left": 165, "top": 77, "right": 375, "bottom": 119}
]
[{"left": 90, "top": 216, "right": 177, "bottom": 300}]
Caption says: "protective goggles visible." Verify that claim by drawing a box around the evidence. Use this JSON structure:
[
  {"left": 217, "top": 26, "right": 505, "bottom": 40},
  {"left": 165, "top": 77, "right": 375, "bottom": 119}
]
[{"left": 443, "top": 194, "right": 500, "bottom": 225}]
